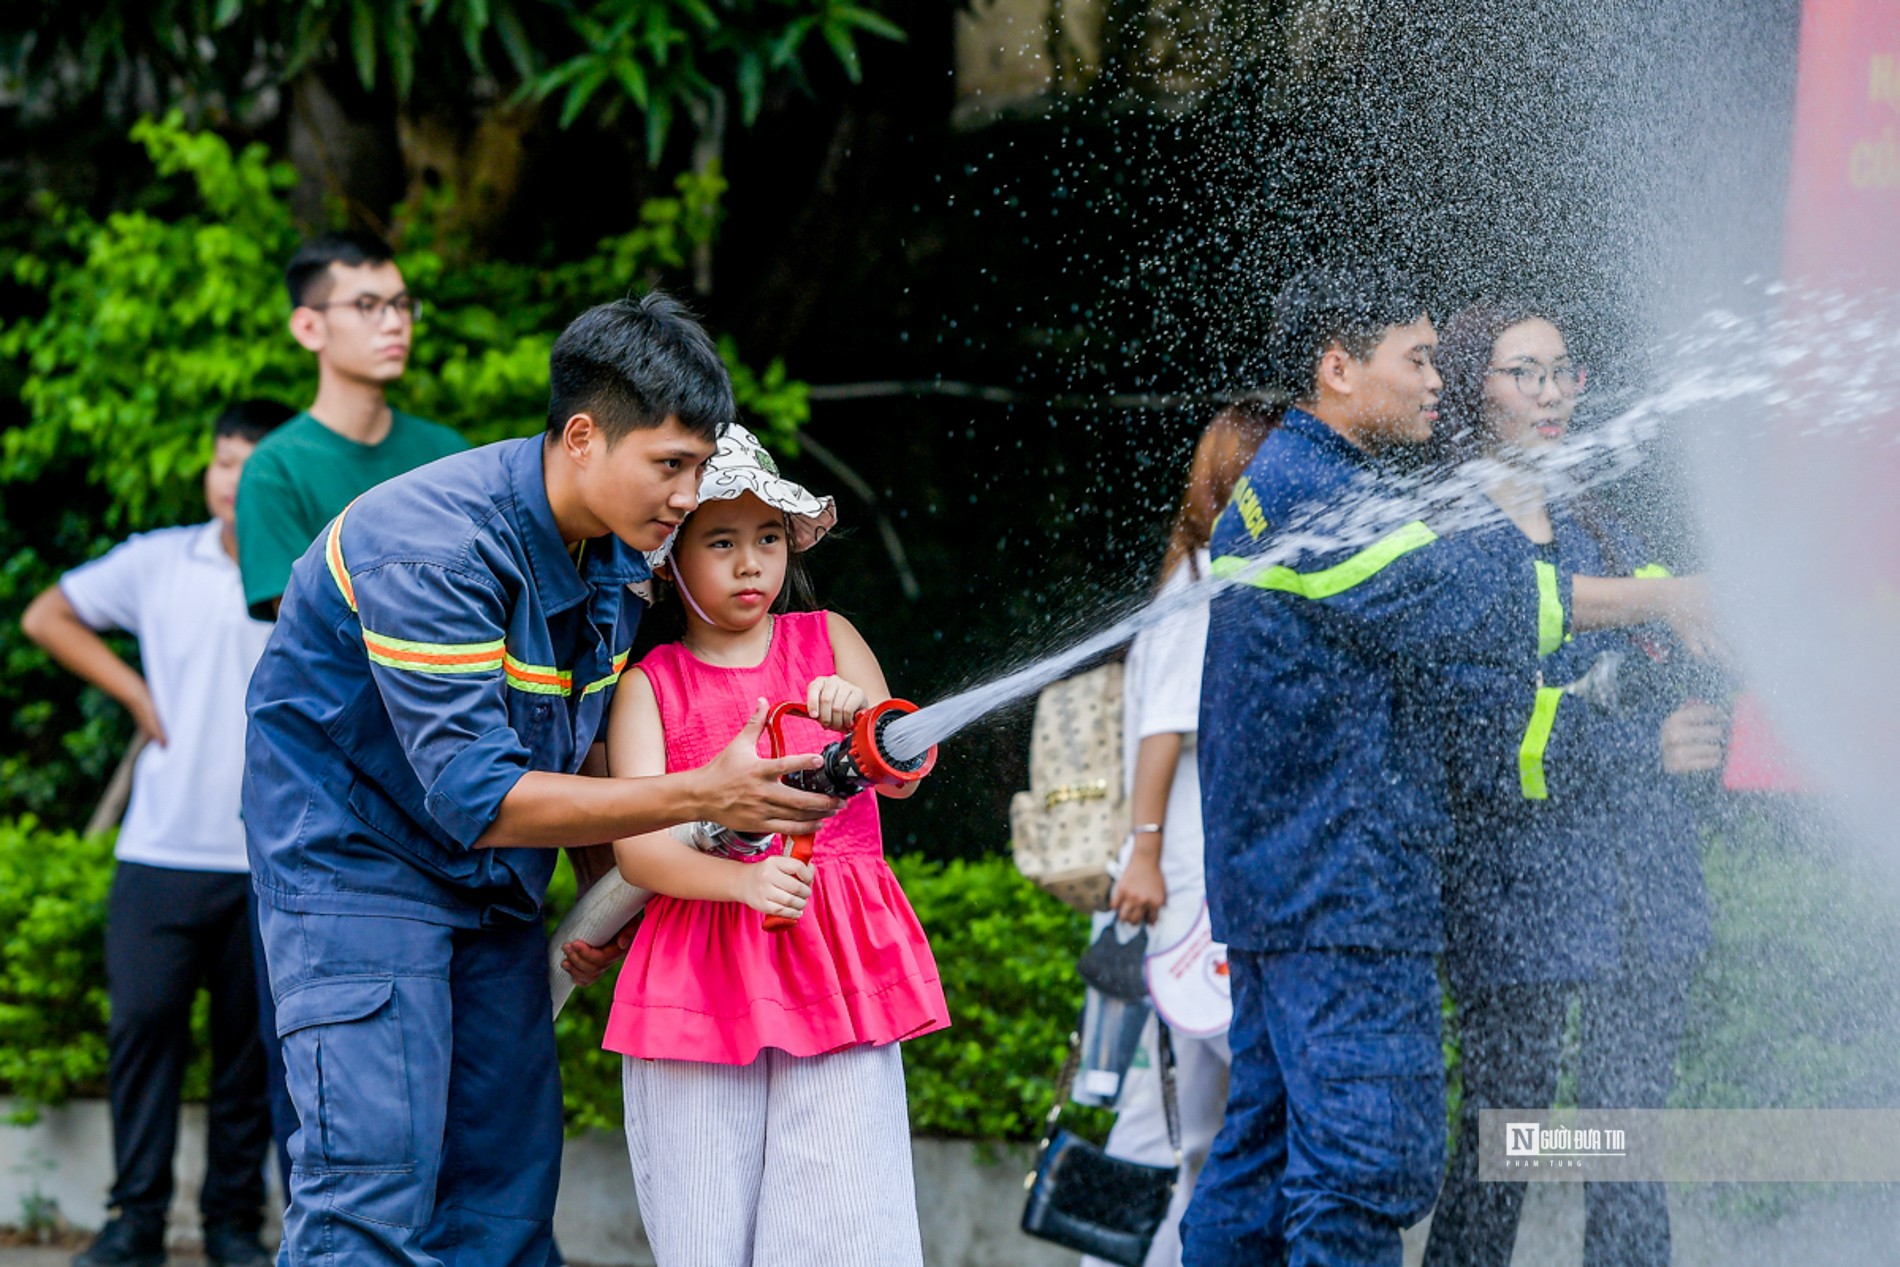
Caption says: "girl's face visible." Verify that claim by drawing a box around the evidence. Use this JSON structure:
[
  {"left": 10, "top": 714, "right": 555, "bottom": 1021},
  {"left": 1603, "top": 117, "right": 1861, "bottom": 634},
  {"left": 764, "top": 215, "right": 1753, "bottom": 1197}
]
[
  {"left": 1481, "top": 318, "right": 1582, "bottom": 456},
  {"left": 667, "top": 492, "right": 788, "bottom": 632}
]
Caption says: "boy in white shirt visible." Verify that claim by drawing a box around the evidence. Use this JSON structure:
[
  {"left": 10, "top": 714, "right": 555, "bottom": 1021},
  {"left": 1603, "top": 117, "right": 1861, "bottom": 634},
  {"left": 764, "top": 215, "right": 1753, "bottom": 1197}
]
[{"left": 22, "top": 400, "right": 292, "bottom": 1267}]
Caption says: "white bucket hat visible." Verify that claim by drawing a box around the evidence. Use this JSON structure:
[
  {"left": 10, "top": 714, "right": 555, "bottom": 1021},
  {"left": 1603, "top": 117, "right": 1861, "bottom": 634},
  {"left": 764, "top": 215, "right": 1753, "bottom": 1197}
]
[{"left": 644, "top": 423, "right": 838, "bottom": 573}]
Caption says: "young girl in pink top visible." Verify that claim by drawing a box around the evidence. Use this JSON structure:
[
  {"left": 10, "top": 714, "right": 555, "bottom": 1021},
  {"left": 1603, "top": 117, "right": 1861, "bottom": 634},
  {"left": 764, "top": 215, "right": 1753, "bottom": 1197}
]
[{"left": 603, "top": 424, "right": 949, "bottom": 1267}]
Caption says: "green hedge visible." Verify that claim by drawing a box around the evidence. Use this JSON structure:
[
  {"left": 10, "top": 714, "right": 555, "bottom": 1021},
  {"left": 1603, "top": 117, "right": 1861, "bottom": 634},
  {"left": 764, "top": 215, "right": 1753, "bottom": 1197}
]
[
  {"left": 0, "top": 815, "right": 1091, "bottom": 1140},
  {"left": 15, "top": 809, "right": 1888, "bottom": 1145},
  {"left": 545, "top": 852, "right": 1092, "bottom": 1140},
  {"left": 0, "top": 816, "right": 113, "bottom": 1121}
]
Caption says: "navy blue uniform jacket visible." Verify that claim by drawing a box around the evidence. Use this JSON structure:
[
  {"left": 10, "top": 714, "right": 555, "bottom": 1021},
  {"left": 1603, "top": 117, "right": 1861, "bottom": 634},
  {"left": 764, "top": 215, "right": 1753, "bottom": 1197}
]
[
  {"left": 243, "top": 437, "right": 649, "bottom": 928},
  {"left": 1439, "top": 504, "right": 1712, "bottom": 987},
  {"left": 1199, "top": 408, "right": 1575, "bottom": 953}
]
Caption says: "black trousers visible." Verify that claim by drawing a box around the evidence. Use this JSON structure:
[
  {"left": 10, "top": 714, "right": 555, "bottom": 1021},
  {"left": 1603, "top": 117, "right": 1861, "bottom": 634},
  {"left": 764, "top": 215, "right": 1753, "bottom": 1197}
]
[
  {"left": 1422, "top": 961, "right": 1690, "bottom": 1267},
  {"left": 246, "top": 892, "right": 296, "bottom": 1197},
  {"left": 105, "top": 861, "right": 269, "bottom": 1228}
]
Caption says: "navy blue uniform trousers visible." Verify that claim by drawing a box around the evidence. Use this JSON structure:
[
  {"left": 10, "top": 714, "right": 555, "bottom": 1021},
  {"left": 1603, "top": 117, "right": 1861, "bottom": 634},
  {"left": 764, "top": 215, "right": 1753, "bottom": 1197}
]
[
  {"left": 258, "top": 907, "right": 563, "bottom": 1267},
  {"left": 1422, "top": 961, "right": 1690, "bottom": 1267},
  {"left": 1182, "top": 950, "right": 1445, "bottom": 1267}
]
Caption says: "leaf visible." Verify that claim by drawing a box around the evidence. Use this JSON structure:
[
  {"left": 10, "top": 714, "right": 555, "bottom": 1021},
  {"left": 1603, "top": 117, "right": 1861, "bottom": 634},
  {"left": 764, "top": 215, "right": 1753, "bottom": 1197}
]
[
  {"left": 644, "top": 96, "right": 674, "bottom": 164},
  {"left": 734, "top": 51, "right": 763, "bottom": 125},
  {"left": 349, "top": 0, "right": 378, "bottom": 89},
  {"left": 837, "top": 5, "right": 906, "bottom": 43},
  {"left": 822, "top": 20, "right": 862, "bottom": 82},
  {"left": 768, "top": 16, "right": 817, "bottom": 69},
  {"left": 386, "top": 7, "right": 417, "bottom": 100},
  {"left": 212, "top": 0, "right": 244, "bottom": 29},
  {"left": 493, "top": 2, "right": 537, "bottom": 79},
  {"left": 603, "top": 56, "right": 645, "bottom": 110},
  {"left": 558, "top": 62, "right": 611, "bottom": 129}
]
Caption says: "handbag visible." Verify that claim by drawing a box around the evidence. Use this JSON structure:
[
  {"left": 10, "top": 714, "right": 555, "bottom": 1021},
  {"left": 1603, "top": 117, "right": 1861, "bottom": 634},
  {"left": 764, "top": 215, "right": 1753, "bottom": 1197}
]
[
  {"left": 1009, "top": 661, "right": 1125, "bottom": 912},
  {"left": 1021, "top": 1023, "right": 1181, "bottom": 1266},
  {"left": 1076, "top": 921, "right": 1150, "bottom": 1003}
]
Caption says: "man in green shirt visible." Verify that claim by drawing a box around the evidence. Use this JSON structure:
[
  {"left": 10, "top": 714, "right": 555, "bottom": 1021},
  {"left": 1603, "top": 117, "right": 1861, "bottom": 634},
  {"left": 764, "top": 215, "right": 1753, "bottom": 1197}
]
[{"left": 236, "top": 231, "right": 467, "bottom": 621}]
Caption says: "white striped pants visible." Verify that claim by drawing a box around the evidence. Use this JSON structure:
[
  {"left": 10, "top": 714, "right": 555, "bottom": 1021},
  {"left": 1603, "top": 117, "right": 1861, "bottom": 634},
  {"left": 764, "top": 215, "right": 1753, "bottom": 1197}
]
[{"left": 621, "top": 1043, "right": 925, "bottom": 1267}]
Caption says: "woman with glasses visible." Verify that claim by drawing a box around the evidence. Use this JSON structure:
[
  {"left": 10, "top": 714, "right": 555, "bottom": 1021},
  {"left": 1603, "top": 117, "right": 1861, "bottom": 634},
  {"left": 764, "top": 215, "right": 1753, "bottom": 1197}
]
[{"left": 1421, "top": 301, "right": 1720, "bottom": 1267}]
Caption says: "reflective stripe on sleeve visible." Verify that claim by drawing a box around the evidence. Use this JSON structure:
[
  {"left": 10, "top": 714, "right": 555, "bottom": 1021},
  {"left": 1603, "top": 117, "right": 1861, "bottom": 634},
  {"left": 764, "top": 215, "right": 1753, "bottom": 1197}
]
[
  {"left": 1534, "top": 559, "right": 1564, "bottom": 657},
  {"left": 363, "top": 631, "right": 506, "bottom": 674},
  {"left": 1634, "top": 563, "right": 1672, "bottom": 578},
  {"left": 326, "top": 504, "right": 359, "bottom": 612},
  {"left": 504, "top": 654, "right": 572, "bottom": 695},
  {"left": 1518, "top": 686, "right": 1564, "bottom": 800},
  {"left": 1211, "top": 520, "right": 1439, "bottom": 600},
  {"left": 581, "top": 649, "right": 633, "bottom": 696}
]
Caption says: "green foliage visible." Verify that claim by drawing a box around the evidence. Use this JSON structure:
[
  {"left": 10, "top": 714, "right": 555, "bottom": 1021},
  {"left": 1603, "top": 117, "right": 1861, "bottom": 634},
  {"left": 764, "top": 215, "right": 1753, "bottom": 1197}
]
[
  {"left": 1, "top": 116, "right": 798, "bottom": 530},
  {"left": 0, "top": 838, "right": 1086, "bottom": 1142},
  {"left": 2, "top": 0, "right": 904, "bottom": 158},
  {"left": 529, "top": 0, "right": 907, "bottom": 157},
  {"left": 1, "top": 117, "right": 303, "bottom": 527},
  {"left": 894, "top": 855, "right": 1092, "bottom": 1140},
  {"left": 0, "top": 818, "right": 114, "bottom": 1123},
  {"left": 0, "top": 116, "right": 803, "bottom": 822},
  {"left": 1675, "top": 814, "right": 1900, "bottom": 1112}
]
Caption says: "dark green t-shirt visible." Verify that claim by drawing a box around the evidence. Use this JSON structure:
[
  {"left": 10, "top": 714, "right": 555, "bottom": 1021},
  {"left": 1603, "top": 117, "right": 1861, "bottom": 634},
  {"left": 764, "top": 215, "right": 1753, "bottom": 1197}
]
[{"left": 236, "top": 409, "right": 468, "bottom": 617}]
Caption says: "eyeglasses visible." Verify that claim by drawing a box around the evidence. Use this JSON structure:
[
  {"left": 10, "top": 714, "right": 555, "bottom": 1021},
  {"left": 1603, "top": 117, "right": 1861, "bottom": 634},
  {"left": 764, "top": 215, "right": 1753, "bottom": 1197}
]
[
  {"left": 1488, "top": 362, "right": 1584, "bottom": 397},
  {"left": 304, "top": 293, "right": 424, "bottom": 323}
]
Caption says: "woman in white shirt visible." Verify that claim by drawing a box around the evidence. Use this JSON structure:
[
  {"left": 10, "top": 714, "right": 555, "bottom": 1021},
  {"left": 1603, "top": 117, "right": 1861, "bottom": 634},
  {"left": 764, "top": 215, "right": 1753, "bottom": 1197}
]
[{"left": 1084, "top": 402, "right": 1276, "bottom": 1267}]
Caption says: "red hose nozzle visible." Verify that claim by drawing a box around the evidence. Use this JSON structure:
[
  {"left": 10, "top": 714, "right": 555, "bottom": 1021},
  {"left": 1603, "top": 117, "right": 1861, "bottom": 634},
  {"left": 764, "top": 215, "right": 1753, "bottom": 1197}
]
[{"left": 760, "top": 698, "right": 937, "bottom": 933}]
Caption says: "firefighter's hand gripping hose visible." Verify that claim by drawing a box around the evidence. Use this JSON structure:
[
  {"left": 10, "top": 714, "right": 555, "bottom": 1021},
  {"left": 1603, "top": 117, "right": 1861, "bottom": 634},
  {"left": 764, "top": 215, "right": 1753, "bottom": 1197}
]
[{"left": 547, "top": 869, "right": 652, "bottom": 1018}]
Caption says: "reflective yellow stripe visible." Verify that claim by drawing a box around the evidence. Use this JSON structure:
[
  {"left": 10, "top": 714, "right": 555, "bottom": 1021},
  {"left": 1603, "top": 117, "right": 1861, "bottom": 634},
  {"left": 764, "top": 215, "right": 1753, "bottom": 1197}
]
[
  {"left": 581, "top": 649, "right": 632, "bottom": 696},
  {"left": 362, "top": 631, "right": 505, "bottom": 675},
  {"left": 1211, "top": 521, "right": 1439, "bottom": 600},
  {"left": 504, "top": 654, "right": 572, "bottom": 695},
  {"left": 1633, "top": 563, "right": 1672, "bottom": 579},
  {"left": 326, "top": 504, "right": 358, "bottom": 613},
  {"left": 1518, "top": 686, "right": 1563, "bottom": 800},
  {"left": 1534, "top": 559, "right": 1564, "bottom": 657},
  {"left": 1230, "top": 476, "right": 1269, "bottom": 541}
]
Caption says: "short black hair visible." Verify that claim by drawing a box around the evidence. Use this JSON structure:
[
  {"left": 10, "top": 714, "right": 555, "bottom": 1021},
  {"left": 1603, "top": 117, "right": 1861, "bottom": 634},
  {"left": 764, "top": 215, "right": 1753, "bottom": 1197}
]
[
  {"left": 285, "top": 231, "right": 397, "bottom": 308},
  {"left": 213, "top": 398, "right": 296, "bottom": 445},
  {"left": 546, "top": 291, "right": 733, "bottom": 444},
  {"left": 1266, "top": 264, "right": 1431, "bottom": 403}
]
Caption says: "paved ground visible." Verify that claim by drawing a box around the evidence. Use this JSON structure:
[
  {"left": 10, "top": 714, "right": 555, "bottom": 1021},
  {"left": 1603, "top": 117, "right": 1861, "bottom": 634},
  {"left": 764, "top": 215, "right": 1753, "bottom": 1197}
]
[{"left": 6, "top": 1183, "right": 1900, "bottom": 1265}]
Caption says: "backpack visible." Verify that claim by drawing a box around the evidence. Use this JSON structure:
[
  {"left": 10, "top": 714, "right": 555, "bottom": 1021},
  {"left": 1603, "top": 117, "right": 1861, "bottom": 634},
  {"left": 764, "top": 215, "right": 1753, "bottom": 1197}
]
[{"left": 1009, "top": 661, "right": 1125, "bottom": 912}]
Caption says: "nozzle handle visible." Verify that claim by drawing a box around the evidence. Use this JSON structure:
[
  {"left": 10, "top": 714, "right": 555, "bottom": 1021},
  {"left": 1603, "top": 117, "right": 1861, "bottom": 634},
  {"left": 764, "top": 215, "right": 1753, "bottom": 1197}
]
[{"left": 762, "top": 701, "right": 819, "bottom": 934}]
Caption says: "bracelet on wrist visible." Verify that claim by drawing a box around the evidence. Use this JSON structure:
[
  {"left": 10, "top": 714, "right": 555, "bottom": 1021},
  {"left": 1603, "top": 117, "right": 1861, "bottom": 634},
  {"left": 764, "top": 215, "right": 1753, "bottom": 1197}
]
[{"left": 1131, "top": 823, "right": 1163, "bottom": 837}]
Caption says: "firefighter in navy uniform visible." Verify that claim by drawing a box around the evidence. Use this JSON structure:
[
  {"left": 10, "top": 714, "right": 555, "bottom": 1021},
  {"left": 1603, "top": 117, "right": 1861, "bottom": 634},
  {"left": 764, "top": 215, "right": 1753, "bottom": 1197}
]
[
  {"left": 243, "top": 293, "right": 838, "bottom": 1266},
  {"left": 1182, "top": 267, "right": 1718, "bottom": 1267}
]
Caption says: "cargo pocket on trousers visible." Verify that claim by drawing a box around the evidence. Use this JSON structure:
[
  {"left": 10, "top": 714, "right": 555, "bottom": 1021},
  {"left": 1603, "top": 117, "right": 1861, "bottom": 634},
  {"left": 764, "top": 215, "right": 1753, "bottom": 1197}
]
[
  {"left": 276, "top": 976, "right": 414, "bottom": 1172},
  {"left": 1305, "top": 1032, "right": 1446, "bottom": 1221}
]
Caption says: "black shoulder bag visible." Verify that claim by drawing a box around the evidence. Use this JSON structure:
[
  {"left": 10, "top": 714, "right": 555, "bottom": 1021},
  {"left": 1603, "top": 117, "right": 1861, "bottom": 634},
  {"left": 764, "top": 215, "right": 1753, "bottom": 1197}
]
[{"left": 1020, "top": 1023, "right": 1181, "bottom": 1266}]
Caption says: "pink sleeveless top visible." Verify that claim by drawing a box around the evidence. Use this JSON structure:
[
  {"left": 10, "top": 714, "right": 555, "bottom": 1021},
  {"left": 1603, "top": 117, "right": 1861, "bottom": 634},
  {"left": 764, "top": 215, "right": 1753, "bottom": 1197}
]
[{"left": 602, "top": 610, "right": 950, "bottom": 1064}]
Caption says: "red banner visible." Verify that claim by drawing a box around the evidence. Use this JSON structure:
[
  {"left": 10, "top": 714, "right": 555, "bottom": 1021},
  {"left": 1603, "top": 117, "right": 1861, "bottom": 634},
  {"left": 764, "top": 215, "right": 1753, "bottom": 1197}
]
[
  {"left": 1782, "top": 0, "right": 1900, "bottom": 286},
  {"left": 1724, "top": 0, "right": 1900, "bottom": 793}
]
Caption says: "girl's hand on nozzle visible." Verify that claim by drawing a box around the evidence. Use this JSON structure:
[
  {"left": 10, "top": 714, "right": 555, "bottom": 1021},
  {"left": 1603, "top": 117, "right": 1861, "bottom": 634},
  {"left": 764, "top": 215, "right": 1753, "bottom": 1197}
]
[
  {"left": 805, "top": 675, "right": 869, "bottom": 731},
  {"left": 735, "top": 854, "right": 815, "bottom": 919},
  {"left": 699, "top": 699, "right": 842, "bottom": 836}
]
